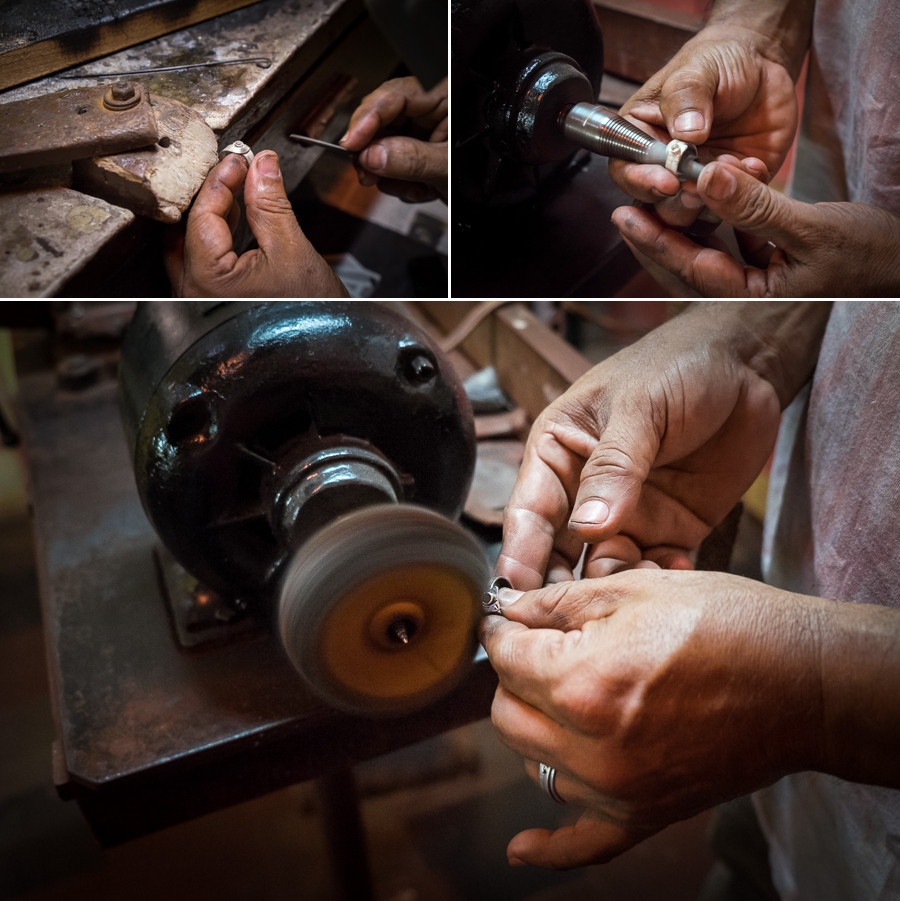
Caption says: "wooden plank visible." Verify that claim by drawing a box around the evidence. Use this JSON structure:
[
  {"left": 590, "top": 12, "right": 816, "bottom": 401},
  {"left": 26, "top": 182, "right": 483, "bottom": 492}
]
[
  {"left": 0, "top": 0, "right": 266, "bottom": 91},
  {"left": 593, "top": 0, "right": 704, "bottom": 85},
  {"left": 1, "top": 0, "right": 364, "bottom": 140},
  {"left": 413, "top": 302, "right": 592, "bottom": 422}
]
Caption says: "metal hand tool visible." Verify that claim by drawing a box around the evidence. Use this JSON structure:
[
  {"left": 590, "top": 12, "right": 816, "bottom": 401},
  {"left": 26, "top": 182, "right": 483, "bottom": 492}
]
[
  {"left": 289, "top": 134, "right": 354, "bottom": 156},
  {"left": 61, "top": 57, "right": 272, "bottom": 78}
]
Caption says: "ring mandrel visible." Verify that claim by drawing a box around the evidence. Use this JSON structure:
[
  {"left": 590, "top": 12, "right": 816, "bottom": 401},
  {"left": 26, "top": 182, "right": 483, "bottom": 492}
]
[{"left": 560, "top": 102, "right": 705, "bottom": 181}]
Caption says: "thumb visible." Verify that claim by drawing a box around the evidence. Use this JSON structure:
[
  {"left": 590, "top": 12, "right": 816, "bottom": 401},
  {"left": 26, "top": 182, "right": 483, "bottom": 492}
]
[
  {"left": 658, "top": 58, "right": 718, "bottom": 144},
  {"left": 569, "top": 416, "right": 659, "bottom": 541},
  {"left": 699, "top": 160, "right": 810, "bottom": 251},
  {"left": 358, "top": 137, "right": 447, "bottom": 186},
  {"left": 508, "top": 816, "right": 646, "bottom": 869},
  {"left": 243, "top": 151, "right": 308, "bottom": 258}
]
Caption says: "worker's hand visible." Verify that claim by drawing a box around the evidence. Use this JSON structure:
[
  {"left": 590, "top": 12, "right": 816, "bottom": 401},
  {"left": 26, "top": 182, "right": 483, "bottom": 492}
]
[
  {"left": 164, "top": 151, "right": 347, "bottom": 297},
  {"left": 480, "top": 569, "right": 825, "bottom": 868},
  {"left": 496, "top": 302, "right": 794, "bottom": 589},
  {"left": 341, "top": 76, "right": 447, "bottom": 203},
  {"left": 612, "top": 157, "right": 900, "bottom": 296},
  {"left": 608, "top": 25, "right": 798, "bottom": 227}
]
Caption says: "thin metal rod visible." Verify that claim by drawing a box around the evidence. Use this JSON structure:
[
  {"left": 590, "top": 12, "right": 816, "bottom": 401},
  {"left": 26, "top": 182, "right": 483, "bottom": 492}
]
[
  {"left": 289, "top": 134, "right": 354, "bottom": 156},
  {"left": 60, "top": 57, "right": 272, "bottom": 78}
]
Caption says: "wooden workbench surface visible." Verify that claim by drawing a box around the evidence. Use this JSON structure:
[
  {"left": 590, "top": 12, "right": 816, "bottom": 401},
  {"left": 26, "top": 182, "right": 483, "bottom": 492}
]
[
  {"left": 0, "top": 0, "right": 395, "bottom": 297},
  {"left": 0, "top": 0, "right": 362, "bottom": 139}
]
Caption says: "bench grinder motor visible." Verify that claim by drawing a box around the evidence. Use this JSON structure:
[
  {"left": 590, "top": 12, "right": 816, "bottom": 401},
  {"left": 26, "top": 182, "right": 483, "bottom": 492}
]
[{"left": 119, "top": 302, "right": 488, "bottom": 716}]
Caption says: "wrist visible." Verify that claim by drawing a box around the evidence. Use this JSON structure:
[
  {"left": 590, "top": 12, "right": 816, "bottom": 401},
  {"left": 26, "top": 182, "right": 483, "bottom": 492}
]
[
  {"left": 705, "top": 1, "right": 813, "bottom": 80},
  {"left": 815, "top": 600, "right": 900, "bottom": 789},
  {"left": 684, "top": 302, "right": 831, "bottom": 409}
]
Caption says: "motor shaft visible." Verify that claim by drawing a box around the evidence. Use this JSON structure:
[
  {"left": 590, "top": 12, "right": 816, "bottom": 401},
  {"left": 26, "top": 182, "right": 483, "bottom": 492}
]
[{"left": 561, "top": 102, "right": 704, "bottom": 182}]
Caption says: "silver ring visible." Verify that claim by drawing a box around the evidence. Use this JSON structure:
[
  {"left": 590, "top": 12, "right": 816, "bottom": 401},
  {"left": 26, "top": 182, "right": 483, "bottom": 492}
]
[
  {"left": 539, "top": 762, "right": 566, "bottom": 804},
  {"left": 218, "top": 140, "right": 255, "bottom": 164}
]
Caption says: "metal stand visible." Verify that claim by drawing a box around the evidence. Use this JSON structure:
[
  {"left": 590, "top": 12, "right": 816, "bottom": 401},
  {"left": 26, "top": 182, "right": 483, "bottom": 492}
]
[{"left": 316, "top": 768, "right": 374, "bottom": 901}]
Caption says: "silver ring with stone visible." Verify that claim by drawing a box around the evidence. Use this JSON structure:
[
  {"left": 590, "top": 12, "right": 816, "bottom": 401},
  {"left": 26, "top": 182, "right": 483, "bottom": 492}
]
[
  {"left": 218, "top": 140, "right": 254, "bottom": 164},
  {"left": 539, "top": 762, "right": 565, "bottom": 804}
]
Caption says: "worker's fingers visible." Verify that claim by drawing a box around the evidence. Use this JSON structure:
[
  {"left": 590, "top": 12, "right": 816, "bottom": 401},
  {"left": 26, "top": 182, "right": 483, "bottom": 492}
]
[
  {"left": 608, "top": 160, "right": 681, "bottom": 203},
  {"left": 698, "top": 159, "right": 816, "bottom": 251},
  {"left": 363, "top": 176, "right": 440, "bottom": 204},
  {"left": 357, "top": 138, "right": 447, "bottom": 189},
  {"left": 582, "top": 535, "right": 643, "bottom": 577},
  {"left": 226, "top": 198, "right": 241, "bottom": 235},
  {"left": 341, "top": 77, "right": 447, "bottom": 151},
  {"left": 507, "top": 815, "right": 647, "bottom": 869},
  {"left": 242, "top": 151, "right": 309, "bottom": 260},
  {"left": 612, "top": 203, "right": 764, "bottom": 296},
  {"left": 522, "top": 759, "right": 595, "bottom": 808},
  {"left": 643, "top": 546, "right": 693, "bottom": 570},
  {"left": 484, "top": 580, "right": 623, "bottom": 637},
  {"left": 183, "top": 153, "right": 249, "bottom": 276},
  {"left": 581, "top": 536, "right": 675, "bottom": 576},
  {"left": 567, "top": 414, "right": 659, "bottom": 544},
  {"left": 545, "top": 549, "right": 577, "bottom": 584},
  {"left": 496, "top": 430, "right": 589, "bottom": 590},
  {"left": 657, "top": 56, "right": 718, "bottom": 144},
  {"left": 490, "top": 682, "right": 573, "bottom": 764}
]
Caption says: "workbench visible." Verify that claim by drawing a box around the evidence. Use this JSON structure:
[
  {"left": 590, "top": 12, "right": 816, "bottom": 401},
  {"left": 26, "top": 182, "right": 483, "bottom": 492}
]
[
  {"left": 0, "top": 0, "right": 399, "bottom": 297},
  {"left": 12, "top": 301, "right": 595, "bottom": 901}
]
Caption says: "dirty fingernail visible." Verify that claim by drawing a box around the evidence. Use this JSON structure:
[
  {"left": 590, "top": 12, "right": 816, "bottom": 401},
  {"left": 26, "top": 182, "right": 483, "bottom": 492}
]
[
  {"left": 674, "top": 111, "right": 704, "bottom": 134},
  {"left": 363, "top": 143, "right": 387, "bottom": 171},
  {"left": 705, "top": 165, "right": 736, "bottom": 201},
  {"left": 497, "top": 588, "right": 523, "bottom": 607},
  {"left": 258, "top": 153, "right": 280, "bottom": 178},
  {"left": 571, "top": 499, "right": 610, "bottom": 525}
]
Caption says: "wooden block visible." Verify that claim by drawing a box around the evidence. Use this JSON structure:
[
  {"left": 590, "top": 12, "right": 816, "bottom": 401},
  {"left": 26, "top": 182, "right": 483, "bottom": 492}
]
[
  {"left": 73, "top": 96, "right": 218, "bottom": 223},
  {"left": 0, "top": 187, "right": 134, "bottom": 297},
  {"left": 0, "top": 0, "right": 265, "bottom": 91}
]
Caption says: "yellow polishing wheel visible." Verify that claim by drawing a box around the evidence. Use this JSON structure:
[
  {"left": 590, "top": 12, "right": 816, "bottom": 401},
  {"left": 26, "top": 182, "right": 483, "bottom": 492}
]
[{"left": 278, "top": 504, "right": 489, "bottom": 716}]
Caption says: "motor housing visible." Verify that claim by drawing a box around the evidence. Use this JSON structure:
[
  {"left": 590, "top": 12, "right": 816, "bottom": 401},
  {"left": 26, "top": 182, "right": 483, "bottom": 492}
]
[{"left": 119, "top": 301, "right": 478, "bottom": 608}]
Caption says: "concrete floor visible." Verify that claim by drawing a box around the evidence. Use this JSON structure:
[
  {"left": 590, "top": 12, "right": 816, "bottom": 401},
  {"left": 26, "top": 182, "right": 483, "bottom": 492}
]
[{"left": 0, "top": 308, "right": 759, "bottom": 900}]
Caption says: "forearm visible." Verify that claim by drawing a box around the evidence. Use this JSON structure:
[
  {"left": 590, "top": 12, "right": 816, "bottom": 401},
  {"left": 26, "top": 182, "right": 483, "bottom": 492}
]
[
  {"left": 813, "top": 599, "right": 900, "bottom": 789},
  {"left": 705, "top": 0, "right": 815, "bottom": 79},
  {"left": 681, "top": 301, "right": 831, "bottom": 409}
]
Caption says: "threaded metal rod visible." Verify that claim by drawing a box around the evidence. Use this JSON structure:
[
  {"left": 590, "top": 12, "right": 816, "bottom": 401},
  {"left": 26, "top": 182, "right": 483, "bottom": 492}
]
[{"left": 561, "top": 102, "right": 704, "bottom": 181}]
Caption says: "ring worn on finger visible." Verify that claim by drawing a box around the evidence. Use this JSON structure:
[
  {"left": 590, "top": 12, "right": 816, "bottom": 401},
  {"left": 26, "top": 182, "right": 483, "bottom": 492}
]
[{"left": 539, "top": 762, "right": 566, "bottom": 804}]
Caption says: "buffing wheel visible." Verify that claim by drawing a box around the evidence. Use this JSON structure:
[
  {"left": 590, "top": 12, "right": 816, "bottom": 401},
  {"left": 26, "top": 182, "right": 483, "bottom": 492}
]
[{"left": 278, "top": 504, "right": 489, "bottom": 716}]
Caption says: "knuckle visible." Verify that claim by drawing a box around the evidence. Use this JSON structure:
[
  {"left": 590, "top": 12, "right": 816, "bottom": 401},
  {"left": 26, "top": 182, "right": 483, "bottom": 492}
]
[
  {"left": 252, "top": 192, "right": 294, "bottom": 217},
  {"left": 739, "top": 181, "right": 780, "bottom": 230}
]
